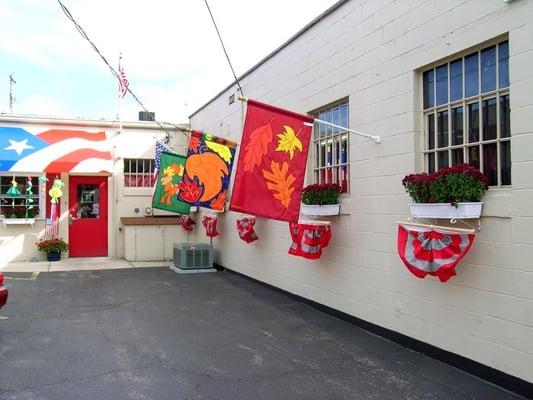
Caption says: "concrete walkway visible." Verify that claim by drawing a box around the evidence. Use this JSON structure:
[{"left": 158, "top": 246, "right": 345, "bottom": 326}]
[
  {"left": 1, "top": 257, "right": 168, "bottom": 273},
  {"left": 0, "top": 268, "right": 525, "bottom": 400}
]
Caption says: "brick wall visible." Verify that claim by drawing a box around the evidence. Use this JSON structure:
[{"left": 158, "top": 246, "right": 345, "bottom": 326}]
[{"left": 190, "top": 0, "right": 533, "bottom": 382}]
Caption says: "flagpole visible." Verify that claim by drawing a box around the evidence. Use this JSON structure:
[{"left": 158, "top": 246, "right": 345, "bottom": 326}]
[{"left": 238, "top": 95, "right": 381, "bottom": 144}]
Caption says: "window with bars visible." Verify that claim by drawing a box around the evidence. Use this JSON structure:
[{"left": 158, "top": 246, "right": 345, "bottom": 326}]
[
  {"left": 312, "top": 101, "right": 350, "bottom": 193},
  {"left": 123, "top": 159, "right": 156, "bottom": 188},
  {"left": 0, "top": 175, "right": 42, "bottom": 218},
  {"left": 423, "top": 40, "right": 511, "bottom": 186}
]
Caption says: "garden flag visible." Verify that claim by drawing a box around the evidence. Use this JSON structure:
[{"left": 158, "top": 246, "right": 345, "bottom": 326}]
[
  {"left": 178, "top": 131, "right": 237, "bottom": 212},
  {"left": 397, "top": 224, "right": 476, "bottom": 282},
  {"left": 229, "top": 99, "right": 314, "bottom": 222},
  {"left": 152, "top": 152, "right": 191, "bottom": 214}
]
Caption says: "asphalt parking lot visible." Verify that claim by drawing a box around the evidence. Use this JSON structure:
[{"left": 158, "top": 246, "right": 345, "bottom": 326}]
[{"left": 0, "top": 268, "right": 525, "bottom": 399}]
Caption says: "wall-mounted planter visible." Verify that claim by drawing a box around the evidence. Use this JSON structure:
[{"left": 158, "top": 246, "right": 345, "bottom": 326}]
[
  {"left": 409, "top": 202, "right": 483, "bottom": 219},
  {"left": 300, "top": 204, "right": 340, "bottom": 216},
  {"left": 2, "top": 218, "right": 36, "bottom": 229}
]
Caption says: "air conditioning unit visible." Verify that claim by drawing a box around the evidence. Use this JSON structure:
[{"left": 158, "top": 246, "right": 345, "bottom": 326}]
[{"left": 171, "top": 243, "right": 213, "bottom": 271}]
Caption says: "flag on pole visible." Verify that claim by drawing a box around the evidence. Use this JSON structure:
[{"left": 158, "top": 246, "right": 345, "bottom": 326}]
[
  {"left": 229, "top": 99, "right": 314, "bottom": 222},
  {"left": 178, "top": 131, "right": 237, "bottom": 212},
  {"left": 118, "top": 63, "right": 129, "bottom": 99},
  {"left": 45, "top": 202, "right": 59, "bottom": 237},
  {"left": 152, "top": 151, "right": 191, "bottom": 215}
]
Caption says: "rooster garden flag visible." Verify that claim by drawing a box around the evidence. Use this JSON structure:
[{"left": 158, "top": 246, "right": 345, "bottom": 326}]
[
  {"left": 230, "top": 99, "right": 314, "bottom": 222},
  {"left": 178, "top": 131, "right": 237, "bottom": 212},
  {"left": 152, "top": 152, "right": 191, "bottom": 214}
]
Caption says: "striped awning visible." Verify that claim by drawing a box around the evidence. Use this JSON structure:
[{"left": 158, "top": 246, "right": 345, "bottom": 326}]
[{"left": 0, "top": 127, "right": 112, "bottom": 173}]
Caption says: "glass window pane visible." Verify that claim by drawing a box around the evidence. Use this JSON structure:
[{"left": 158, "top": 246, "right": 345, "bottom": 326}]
[
  {"left": 314, "top": 143, "right": 319, "bottom": 168},
  {"left": 435, "top": 64, "right": 448, "bottom": 105},
  {"left": 340, "top": 135, "right": 348, "bottom": 164},
  {"left": 482, "top": 98, "right": 497, "bottom": 140},
  {"left": 427, "top": 113, "right": 435, "bottom": 150},
  {"left": 332, "top": 107, "right": 340, "bottom": 134},
  {"left": 77, "top": 184, "right": 100, "bottom": 219},
  {"left": 326, "top": 110, "right": 333, "bottom": 136},
  {"left": 451, "top": 106, "right": 464, "bottom": 146},
  {"left": 450, "top": 59, "right": 463, "bottom": 101},
  {"left": 438, "top": 151, "right": 449, "bottom": 170},
  {"left": 320, "top": 143, "right": 326, "bottom": 167},
  {"left": 428, "top": 153, "right": 435, "bottom": 174},
  {"left": 499, "top": 41, "right": 509, "bottom": 88},
  {"left": 319, "top": 112, "right": 326, "bottom": 137},
  {"left": 452, "top": 148, "right": 464, "bottom": 165},
  {"left": 341, "top": 165, "right": 349, "bottom": 193},
  {"left": 468, "top": 146, "right": 480, "bottom": 169},
  {"left": 500, "top": 95, "right": 510, "bottom": 138},
  {"left": 326, "top": 141, "right": 333, "bottom": 166},
  {"left": 423, "top": 69, "right": 435, "bottom": 109},
  {"left": 465, "top": 53, "right": 479, "bottom": 97},
  {"left": 340, "top": 104, "right": 348, "bottom": 129},
  {"left": 483, "top": 143, "right": 497, "bottom": 186},
  {"left": 437, "top": 110, "right": 448, "bottom": 148},
  {"left": 468, "top": 102, "right": 480, "bottom": 143},
  {"left": 481, "top": 45, "right": 496, "bottom": 93},
  {"left": 334, "top": 137, "right": 340, "bottom": 165},
  {"left": 500, "top": 140, "right": 511, "bottom": 185}
]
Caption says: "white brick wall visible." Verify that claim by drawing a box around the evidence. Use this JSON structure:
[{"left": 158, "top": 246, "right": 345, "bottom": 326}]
[{"left": 190, "top": 0, "right": 533, "bottom": 382}]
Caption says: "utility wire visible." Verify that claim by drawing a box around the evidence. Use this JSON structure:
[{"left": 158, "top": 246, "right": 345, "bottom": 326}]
[
  {"left": 202, "top": 0, "right": 243, "bottom": 96},
  {"left": 56, "top": 0, "right": 189, "bottom": 141}
]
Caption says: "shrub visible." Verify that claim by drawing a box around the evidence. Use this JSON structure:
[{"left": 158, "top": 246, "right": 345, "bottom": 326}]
[
  {"left": 402, "top": 164, "right": 489, "bottom": 205},
  {"left": 36, "top": 238, "right": 68, "bottom": 253},
  {"left": 302, "top": 183, "right": 342, "bottom": 205}
]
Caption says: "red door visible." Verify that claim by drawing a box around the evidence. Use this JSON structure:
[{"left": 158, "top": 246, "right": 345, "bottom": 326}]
[{"left": 68, "top": 176, "right": 108, "bottom": 257}]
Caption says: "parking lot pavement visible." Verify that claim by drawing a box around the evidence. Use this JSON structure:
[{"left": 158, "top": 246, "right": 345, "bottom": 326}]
[{"left": 0, "top": 268, "right": 526, "bottom": 400}]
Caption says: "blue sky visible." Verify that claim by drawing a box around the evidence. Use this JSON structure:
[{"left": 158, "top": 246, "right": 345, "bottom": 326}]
[{"left": 0, "top": 0, "right": 337, "bottom": 123}]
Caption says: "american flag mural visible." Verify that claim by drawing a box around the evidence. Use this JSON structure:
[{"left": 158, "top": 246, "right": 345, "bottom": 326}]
[{"left": 0, "top": 127, "right": 112, "bottom": 173}]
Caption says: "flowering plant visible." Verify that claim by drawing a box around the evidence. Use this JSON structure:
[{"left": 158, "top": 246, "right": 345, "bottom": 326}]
[
  {"left": 36, "top": 238, "right": 68, "bottom": 253},
  {"left": 13, "top": 206, "right": 39, "bottom": 218},
  {"left": 402, "top": 164, "right": 489, "bottom": 205},
  {"left": 302, "top": 183, "right": 342, "bottom": 205}
]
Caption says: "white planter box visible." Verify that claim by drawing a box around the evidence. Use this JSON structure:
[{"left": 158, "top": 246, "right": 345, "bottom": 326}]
[
  {"left": 300, "top": 204, "right": 340, "bottom": 216},
  {"left": 2, "top": 218, "right": 36, "bottom": 228},
  {"left": 409, "top": 202, "right": 483, "bottom": 219}
]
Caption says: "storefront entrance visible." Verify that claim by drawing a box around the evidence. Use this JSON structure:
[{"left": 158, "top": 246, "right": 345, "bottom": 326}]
[{"left": 68, "top": 176, "right": 108, "bottom": 257}]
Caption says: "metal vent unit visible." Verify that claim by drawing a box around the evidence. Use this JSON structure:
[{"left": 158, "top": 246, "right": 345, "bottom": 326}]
[
  {"left": 172, "top": 243, "right": 213, "bottom": 270},
  {"left": 139, "top": 111, "right": 155, "bottom": 121}
]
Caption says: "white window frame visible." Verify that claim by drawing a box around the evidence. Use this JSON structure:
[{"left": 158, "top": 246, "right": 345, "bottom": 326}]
[
  {"left": 311, "top": 100, "right": 350, "bottom": 193},
  {"left": 0, "top": 173, "right": 45, "bottom": 219},
  {"left": 422, "top": 39, "right": 511, "bottom": 187}
]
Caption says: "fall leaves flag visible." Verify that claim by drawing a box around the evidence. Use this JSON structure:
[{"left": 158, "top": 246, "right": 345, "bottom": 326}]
[
  {"left": 152, "top": 152, "right": 191, "bottom": 214},
  {"left": 230, "top": 99, "right": 314, "bottom": 222},
  {"left": 178, "top": 131, "right": 237, "bottom": 212}
]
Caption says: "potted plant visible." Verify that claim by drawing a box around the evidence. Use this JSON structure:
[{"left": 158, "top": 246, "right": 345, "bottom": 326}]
[
  {"left": 402, "top": 164, "right": 489, "bottom": 219},
  {"left": 13, "top": 206, "right": 39, "bottom": 219},
  {"left": 301, "top": 183, "right": 342, "bottom": 216},
  {"left": 2, "top": 207, "right": 16, "bottom": 218},
  {"left": 36, "top": 238, "right": 68, "bottom": 262}
]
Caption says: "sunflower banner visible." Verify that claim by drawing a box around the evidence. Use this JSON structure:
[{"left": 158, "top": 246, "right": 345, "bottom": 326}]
[
  {"left": 229, "top": 99, "right": 314, "bottom": 222},
  {"left": 152, "top": 152, "right": 191, "bottom": 214},
  {"left": 178, "top": 131, "right": 237, "bottom": 212}
]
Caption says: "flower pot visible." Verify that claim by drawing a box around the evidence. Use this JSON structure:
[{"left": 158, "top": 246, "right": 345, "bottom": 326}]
[
  {"left": 300, "top": 204, "right": 340, "bottom": 216},
  {"left": 409, "top": 202, "right": 483, "bottom": 219},
  {"left": 47, "top": 251, "right": 61, "bottom": 262}
]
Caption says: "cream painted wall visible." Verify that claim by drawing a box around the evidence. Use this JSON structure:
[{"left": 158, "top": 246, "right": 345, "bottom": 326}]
[
  {"left": 0, "top": 119, "right": 189, "bottom": 263},
  {"left": 190, "top": 0, "right": 533, "bottom": 383}
]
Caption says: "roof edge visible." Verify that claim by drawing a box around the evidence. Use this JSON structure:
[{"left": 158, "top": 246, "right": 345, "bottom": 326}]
[{"left": 189, "top": 0, "right": 350, "bottom": 119}]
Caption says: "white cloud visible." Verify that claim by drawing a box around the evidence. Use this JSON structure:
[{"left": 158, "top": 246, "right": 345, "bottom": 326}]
[{"left": 1, "top": 0, "right": 339, "bottom": 121}]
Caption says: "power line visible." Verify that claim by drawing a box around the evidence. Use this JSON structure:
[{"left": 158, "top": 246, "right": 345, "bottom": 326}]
[
  {"left": 56, "top": 0, "right": 189, "bottom": 141},
  {"left": 202, "top": 0, "right": 243, "bottom": 96}
]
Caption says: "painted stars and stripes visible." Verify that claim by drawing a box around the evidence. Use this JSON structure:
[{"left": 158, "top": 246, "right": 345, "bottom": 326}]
[
  {"left": 118, "top": 64, "right": 129, "bottom": 99},
  {"left": 0, "top": 127, "right": 112, "bottom": 173}
]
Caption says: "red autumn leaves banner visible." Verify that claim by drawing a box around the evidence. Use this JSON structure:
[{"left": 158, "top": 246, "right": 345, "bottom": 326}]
[{"left": 230, "top": 99, "right": 314, "bottom": 222}]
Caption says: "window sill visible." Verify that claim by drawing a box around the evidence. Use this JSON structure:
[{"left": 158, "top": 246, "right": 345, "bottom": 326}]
[{"left": 122, "top": 187, "right": 154, "bottom": 197}]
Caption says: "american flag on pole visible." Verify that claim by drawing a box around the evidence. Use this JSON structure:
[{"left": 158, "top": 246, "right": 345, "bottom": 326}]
[
  {"left": 151, "top": 140, "right": 174, "bottom": 193},
  {"left": 45, "top": 202, "right": 59, "bottom": 237},
  {"left": 0, "top": 127, "right": 112, "bottom": 173},
  {"left": 118, "top": 63, "right": 129, "bottom": 99}
]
